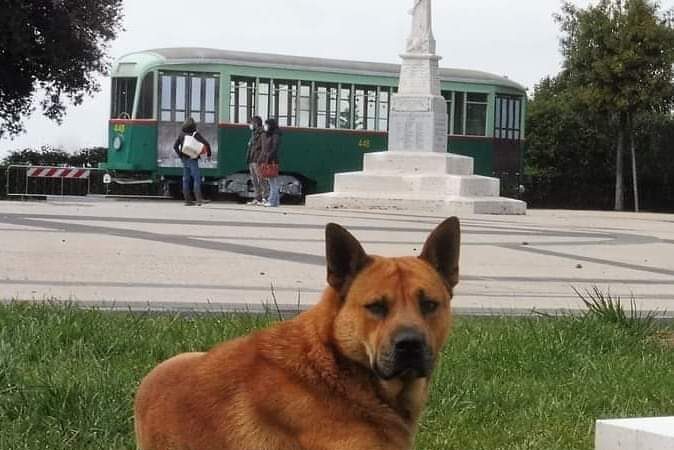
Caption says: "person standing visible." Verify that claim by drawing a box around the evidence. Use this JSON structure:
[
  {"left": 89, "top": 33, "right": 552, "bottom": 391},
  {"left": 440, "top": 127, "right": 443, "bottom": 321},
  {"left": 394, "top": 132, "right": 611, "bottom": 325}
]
[
  {"left": 245, "top": 116, "right": 265, "bottom": 205},
  {"left": 258, "top": 118, "right": 282, "bottom": 207},
  {"left": 173, "top": 118, "right": 212, "bottom": 206}
]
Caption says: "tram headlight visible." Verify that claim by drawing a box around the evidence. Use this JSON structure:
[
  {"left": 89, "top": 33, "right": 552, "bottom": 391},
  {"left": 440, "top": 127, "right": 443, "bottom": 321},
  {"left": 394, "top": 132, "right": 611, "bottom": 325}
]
[{"left": 112, "top": 134, "right": 124, "bottom": 151}]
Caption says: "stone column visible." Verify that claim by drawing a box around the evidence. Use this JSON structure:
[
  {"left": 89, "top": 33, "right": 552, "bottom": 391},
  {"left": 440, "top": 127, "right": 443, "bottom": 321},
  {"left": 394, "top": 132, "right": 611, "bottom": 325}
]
[{"left": 388, "top": 0, "right": 448, "bottom": 154}]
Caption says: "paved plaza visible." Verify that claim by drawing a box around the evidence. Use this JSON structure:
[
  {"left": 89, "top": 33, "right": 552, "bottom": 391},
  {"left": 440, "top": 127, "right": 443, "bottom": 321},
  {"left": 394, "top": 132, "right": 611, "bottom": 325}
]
[{"left": 0, "top": 199, "right": 673, "bottom": 317}]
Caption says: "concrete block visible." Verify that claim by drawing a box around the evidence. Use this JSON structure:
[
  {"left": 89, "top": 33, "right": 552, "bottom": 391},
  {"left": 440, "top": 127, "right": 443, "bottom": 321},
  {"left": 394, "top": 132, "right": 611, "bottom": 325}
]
[
  {"left": 363, "top": 151, "right": 474, "bottom": 175},
  {"left": 304, "top": 192, "right": 526, "bottom": 216},
  {"left": 448, "top": 176, "right": 500, "bottom": 197},
  {"left": 333, "top": 172, "right": 415, "bottom": 193},
  {"left": 595, "top": 417, "right": 674, "bottom": 450}
]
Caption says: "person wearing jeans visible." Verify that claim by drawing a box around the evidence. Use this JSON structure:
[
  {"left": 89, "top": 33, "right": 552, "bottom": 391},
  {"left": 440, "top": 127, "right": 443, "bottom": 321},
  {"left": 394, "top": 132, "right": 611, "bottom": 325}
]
[
  {"left": 173, "top": 118, "right": 212, "bottom": 206},
  {"left": 181, "top": 158, "right": 202, "bottom": 204},
  {"left": 245, "top": 116, "right": 265, "bottom": 205},
  {"left": 267, "top": 175, "right": 280, "bottom": 207},
  {"left": 259, "top": 118, "right": 282, "bottom": 207}
]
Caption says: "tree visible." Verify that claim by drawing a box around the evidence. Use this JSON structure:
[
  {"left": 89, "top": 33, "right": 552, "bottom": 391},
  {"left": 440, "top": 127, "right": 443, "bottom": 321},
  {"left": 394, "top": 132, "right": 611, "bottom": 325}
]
[
  {"left": 1, "top": 146, "right": 107, "bottom": 167},
  {"left": 526, "top": 75, "right": 674, "bottom": 211},
  {"left": 0, "top": 0, "right": 124, "bottom": 138},
  {"left": 68, "top": 146, "right": 107, "bottom": 167},
  {"left": 525, "top": 75, "right": 616, "bottom": 208},
  {"left": 556, "top": 0, "right": 674, "bottom": 210},
  {"left": 527, "top": 75, "right": 612, "bottom": 179}
]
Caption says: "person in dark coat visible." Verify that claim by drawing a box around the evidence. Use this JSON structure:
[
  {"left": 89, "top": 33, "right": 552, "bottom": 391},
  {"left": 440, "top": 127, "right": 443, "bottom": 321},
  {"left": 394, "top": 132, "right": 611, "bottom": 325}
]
[
  {"left": 173, "top": 118, "right": 212, "bottom": 206},
  {"left": 258, "top": 118, "right": 282, "bottom": 207},
  {"left": 245, "top": 116, "right": 265, "bottom": 205}
]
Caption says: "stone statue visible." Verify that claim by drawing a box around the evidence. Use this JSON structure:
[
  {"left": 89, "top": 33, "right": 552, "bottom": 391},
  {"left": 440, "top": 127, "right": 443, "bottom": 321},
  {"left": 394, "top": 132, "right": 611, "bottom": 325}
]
[{"left": 406, "top": 0, "right": 435, "bottom": 54}]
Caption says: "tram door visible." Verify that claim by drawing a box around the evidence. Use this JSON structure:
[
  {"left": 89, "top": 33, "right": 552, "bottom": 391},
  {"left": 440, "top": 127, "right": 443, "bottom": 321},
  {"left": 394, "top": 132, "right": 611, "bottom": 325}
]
[
  {"left": 157, "top": 72, "right": 219, "bottom": 169},
  {"left": 493, "top": 95, "right": 522, "bottom": 173}
]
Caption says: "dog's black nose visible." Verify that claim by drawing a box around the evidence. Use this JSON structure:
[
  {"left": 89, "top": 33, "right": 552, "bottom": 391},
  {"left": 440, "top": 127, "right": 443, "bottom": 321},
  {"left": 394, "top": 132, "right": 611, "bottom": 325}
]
[{"left": 393, "top": 329, "right": 426, "bottom": 354}]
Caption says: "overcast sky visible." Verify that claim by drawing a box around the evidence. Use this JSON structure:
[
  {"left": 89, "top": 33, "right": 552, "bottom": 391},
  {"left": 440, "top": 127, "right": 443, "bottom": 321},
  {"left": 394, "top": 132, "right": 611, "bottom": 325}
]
[{"left": 2, "top": 0, "right": 673, "bottom": 157}]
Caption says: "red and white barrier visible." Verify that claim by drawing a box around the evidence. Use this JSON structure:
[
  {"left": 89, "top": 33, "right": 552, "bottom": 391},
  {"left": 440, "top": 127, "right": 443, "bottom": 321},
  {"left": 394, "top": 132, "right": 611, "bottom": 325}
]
[{"left": 26, "top": 167, "right": 91, "bottom": 179}]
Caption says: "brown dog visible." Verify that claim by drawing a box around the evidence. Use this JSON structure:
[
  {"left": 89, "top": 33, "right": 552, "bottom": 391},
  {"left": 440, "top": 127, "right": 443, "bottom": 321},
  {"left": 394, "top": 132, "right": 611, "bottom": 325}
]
[{"left": 134, "top": 217, "right": 460, "bottom": 450}]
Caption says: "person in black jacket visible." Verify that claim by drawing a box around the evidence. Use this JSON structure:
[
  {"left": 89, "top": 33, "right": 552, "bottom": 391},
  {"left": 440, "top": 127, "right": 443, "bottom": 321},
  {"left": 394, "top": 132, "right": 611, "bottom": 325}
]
[
  {"left": 173, "top": 118, "right": 211, "bottom": 206},
  {"left": 258, "top": 118, "right": 282, "bottom": 207},
  {"left": 245, "top": 116, "right": 265, "bottom": 205}
]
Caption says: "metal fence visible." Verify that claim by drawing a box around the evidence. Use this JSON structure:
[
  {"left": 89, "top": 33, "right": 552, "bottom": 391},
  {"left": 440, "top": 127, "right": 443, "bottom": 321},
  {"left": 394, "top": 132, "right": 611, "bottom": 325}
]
[{"left": 5, "top": 165, "right": 108, "bottom": 198}]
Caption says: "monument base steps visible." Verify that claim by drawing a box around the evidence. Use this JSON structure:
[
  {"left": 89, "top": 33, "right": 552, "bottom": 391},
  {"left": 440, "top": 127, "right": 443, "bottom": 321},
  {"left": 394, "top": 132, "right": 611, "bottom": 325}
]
[
  {"left": 305, "top": 151, "right": 526, "bottom": 215},
  {"left": 305, "top": 191, "right": 525, "bottom": 215}
]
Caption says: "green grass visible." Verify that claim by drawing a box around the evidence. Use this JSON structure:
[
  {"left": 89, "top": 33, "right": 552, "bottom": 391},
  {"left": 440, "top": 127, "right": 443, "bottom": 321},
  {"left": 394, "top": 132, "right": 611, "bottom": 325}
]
[{"left": 0, "top": 302, "right": 672, "bottom": 450}]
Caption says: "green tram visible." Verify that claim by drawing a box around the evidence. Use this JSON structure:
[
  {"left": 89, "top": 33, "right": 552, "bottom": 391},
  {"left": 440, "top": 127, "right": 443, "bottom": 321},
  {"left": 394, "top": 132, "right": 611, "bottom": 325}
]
[{"left": 105, "top": 48, "right": 527, "bottom": 198}]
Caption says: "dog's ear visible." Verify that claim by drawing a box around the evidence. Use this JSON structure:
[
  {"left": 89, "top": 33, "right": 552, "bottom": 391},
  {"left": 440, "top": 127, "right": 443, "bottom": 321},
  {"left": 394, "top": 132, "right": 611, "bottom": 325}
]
[
  {"left": 419, "top": 217, "right": 461, "bottom": 289},
  {"left": 325, "top": 223, "right": 371, "bottom": 295}
]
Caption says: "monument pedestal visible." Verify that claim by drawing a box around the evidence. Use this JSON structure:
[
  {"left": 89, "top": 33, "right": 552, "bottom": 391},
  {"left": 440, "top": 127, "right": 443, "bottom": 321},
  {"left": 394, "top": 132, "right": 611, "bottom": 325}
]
[
  {"left": 304, "top": 0, "right": 526, "bottom": 216},
  {"left": 388, "top": 53, "right": 448, "bottom": 154},
  {"left": 305, "top": 152, "right": 526, "bottom": 215}
]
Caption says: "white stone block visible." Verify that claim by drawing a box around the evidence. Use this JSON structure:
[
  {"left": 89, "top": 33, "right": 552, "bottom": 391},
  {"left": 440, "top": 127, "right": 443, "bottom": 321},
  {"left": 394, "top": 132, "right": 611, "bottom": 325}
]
[
  {"left": 595, "top": 417, "right": 674, "bottom": 450},
  {"left": 388, "top": 95, "right": 448, "bottom": 153},
  {"left": 304, "top": 191, "right": 526, "bottom": 216},
  {"left": 333, "top": 172, "right": 414, "bottom": 194},
  {"left": 363, "top": 152, "right": 474, "bottom": 175},
  {"left": 448, "top": 176, "right": 500, "bottom": 197},
  {"left": 408, "top": 175, "right": 499, "bottom": 197},
  {"left": 397, "top": 53, "right": 443, "bottom": 96}
]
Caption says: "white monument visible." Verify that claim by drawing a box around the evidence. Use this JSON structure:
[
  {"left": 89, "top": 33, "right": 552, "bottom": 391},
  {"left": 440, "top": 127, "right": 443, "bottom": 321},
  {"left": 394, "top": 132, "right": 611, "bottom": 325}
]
[
  {"left": 389, "top": 0, "right": 447, "bottom": 154},
  {"left": 305, "top": 0, "right": 527, "bottom": 215}
]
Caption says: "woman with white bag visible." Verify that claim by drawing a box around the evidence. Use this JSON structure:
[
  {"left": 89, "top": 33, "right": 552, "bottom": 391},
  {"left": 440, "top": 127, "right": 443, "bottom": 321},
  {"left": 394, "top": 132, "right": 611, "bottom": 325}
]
[{"left": 173, "top": 118, "right": 212, "bottom": 206}]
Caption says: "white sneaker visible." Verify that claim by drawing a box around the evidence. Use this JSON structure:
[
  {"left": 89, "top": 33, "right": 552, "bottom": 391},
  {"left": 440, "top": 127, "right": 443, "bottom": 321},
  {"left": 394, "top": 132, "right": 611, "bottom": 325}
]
[
  {"left": 246, "top": 199, "right": 258, "bottom": 205},
  {"left": 262, "top": 201, "right": 272, "bottom": 207}
]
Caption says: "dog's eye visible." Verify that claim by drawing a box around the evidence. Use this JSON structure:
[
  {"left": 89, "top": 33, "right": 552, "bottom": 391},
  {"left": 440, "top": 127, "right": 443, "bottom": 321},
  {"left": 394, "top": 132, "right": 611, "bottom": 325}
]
[
  {"left": 420, "top": 299, "right": 439, "bottom": 315},
  {"left": 365, "top": 301, "right": 388, "bottom": 318}
]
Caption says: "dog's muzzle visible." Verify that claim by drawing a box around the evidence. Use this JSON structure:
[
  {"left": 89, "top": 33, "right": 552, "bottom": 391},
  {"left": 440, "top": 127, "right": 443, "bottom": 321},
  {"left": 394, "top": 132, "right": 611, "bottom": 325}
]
[{"left": 374, "top": 328, "right": 434, "bottom": 380}]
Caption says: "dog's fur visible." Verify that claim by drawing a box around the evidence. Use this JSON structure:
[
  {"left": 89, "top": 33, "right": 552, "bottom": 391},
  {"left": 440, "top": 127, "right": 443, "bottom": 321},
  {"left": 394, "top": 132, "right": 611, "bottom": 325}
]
[{"left": 134, "top": 217, "right": 460, "bottom": 450}]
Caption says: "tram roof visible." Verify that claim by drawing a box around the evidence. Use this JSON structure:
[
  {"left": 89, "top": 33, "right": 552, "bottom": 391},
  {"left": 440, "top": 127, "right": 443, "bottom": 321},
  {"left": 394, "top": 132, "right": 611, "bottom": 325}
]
[{"left": 113, "top": 47, "right": 527, "bottom": 92}]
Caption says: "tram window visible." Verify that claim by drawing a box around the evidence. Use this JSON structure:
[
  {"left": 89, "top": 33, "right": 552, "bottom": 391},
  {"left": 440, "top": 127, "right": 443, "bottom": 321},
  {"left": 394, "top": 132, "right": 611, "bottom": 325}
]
[
  {"left": 366, "top": 89, "right": 376, "bottom": 130},
  {"left": 314, "top": 84, "right": 338, "bottom": 129},
  {"left": 339, "top": 86, "right": 351, "bottom": 129},
  {"left": 137, "top": 73, "right": 154, "bottom": 119},
  {"left": 328, "top": 87, "right": 338, "bottom": 128},
  {"left": 204, "top": 77, "right": 217, "bottom": 124},
  {"left": 495, "top": 95, "right": 522, "bottom": 140},
  {"left": 328, "top": 87, "right": 337, "bottom": 128},
  {"left": 175, "top": 76, "right": 186, "bottom": 122},
  {"left": 230, "top": 77, "right": 255, "bottom": 124},
  {"left": 513, "top": 101, "right": 520, "bottom": 139},
  {"left": 316, "top": 86, "right": 328, "bottom": 128},
  {"left": 160, "top": 75, "right": 172, "bottom": 121},
  {"left": 274, "top": 81, "right": 296, "bottom": 126},
  {"left": 298, "top": 83, "right": 311, "bottom": 127},
  {"left": 240, "top": 81, "right": 251, "bottom": 123},
  {"left": 289, "top": 84, "right": 298, "bottom": 126},
  {"left": 378, "top": 90, "right": 390, "bottom": 131},
  {"left": 466, "top": 93, "right": 488, "bottom": 136},
  {"left": 468, "top": 93, "right": 488, "bottom": 102},
  {"left": 190, "top": 77, "right": 202, "bottom": 122},
  {"left": 354, "top": 88, "right": 365, "bottom": 130},
  {"left": 495, "top": 99, "right": 502, "bottom": 139},
  {"left": 258, "top": 80, "right": 270, "bottom": 121},
  {"left": 277, "top": 82, "right": 288, "bottom": 125},
  {"left": 111, "top": 77, "right": 136, "bottom": 119},
  {"left": 229, "top": 81, "right": 236, "bottom": 122},
  {"left": 501, "top": 98, "right": 509, "bottom": 138},
  {"left": 453, "top": 92, "right": 465, "bottom": 135}
]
